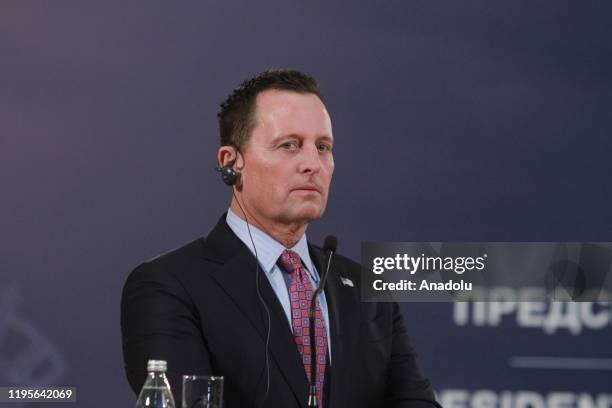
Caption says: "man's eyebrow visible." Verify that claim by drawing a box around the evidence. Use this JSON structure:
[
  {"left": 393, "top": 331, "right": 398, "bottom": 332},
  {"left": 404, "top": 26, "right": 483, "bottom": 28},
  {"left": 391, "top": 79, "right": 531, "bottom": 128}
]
[
  {"left": 317, "top": 135, "right": 334, "bottom": 144},
  {"left": 269, "top": 134, "right": 298, "bottom": 145},
  {"left": 269, "top": 134, "right": 334, "bottom": 144}
]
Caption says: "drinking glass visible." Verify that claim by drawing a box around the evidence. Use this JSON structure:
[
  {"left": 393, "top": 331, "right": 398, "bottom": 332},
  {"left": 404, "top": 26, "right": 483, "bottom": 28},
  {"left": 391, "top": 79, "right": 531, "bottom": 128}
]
[{"left": 182, "top": 375, "right": 224, "bottom": 408}]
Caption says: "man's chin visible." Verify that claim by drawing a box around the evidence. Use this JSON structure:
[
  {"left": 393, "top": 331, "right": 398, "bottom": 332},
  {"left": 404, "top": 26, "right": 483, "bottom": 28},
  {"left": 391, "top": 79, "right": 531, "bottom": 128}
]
[
  {"left": 284, "top": 205, "right": 325, "bottom": 224},
  {"left": 293, "top": 207, "right": 325, "bottom": 222}
]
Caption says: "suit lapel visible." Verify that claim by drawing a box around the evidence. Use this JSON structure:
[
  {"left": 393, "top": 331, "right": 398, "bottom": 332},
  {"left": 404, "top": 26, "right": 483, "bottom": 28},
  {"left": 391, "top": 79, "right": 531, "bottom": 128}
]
[{"left": 203, "top": 215, "right": 309, "bottom": 406}]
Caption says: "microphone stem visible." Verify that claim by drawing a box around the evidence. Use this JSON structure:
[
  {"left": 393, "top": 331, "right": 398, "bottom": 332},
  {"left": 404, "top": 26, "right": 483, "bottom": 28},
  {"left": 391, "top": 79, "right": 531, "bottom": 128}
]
[{"left": 308, "top": 250, "right": 334, "bottom": 407}]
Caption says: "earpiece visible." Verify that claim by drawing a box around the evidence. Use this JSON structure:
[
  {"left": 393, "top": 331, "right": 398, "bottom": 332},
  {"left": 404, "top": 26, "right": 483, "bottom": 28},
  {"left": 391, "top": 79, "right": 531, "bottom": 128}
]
[
  {"left": 217, "top": 146, "right": 241, "bottom": 186},
  {"left": 217, "top": 164, "right": 239, "bottom": 186}
]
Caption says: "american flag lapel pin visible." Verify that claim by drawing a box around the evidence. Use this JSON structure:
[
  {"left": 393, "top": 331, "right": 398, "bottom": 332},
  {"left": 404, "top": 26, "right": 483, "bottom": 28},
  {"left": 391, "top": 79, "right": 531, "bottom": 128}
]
[{"left": 340, "top": 277, "right": 354, "bottom": 287}]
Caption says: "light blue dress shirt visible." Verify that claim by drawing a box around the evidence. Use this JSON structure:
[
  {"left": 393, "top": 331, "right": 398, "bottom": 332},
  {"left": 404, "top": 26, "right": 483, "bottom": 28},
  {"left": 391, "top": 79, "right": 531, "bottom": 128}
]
[{"left": 226, "top": 208, "right": 332, "bottom": 359}]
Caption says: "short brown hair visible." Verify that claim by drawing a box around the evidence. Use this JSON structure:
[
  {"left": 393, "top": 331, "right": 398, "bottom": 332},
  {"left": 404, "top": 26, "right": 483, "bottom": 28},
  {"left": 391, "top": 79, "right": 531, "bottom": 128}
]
[{"left": 218, "top": 69, "right": 321, "bottom": 150}]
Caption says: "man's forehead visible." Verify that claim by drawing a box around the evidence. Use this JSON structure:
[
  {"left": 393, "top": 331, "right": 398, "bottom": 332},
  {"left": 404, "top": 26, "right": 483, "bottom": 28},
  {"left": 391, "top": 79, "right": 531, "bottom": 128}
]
[
  {"left": 254, "top": 90, "right": 329, "bottom": 119},
  {"left": 252, "top": 89, "right": 332, "bottom": 139}
]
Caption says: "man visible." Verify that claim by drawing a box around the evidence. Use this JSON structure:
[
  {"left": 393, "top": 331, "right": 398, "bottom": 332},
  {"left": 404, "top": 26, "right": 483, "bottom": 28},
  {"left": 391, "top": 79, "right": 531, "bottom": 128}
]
[{"left": 121, "top": 69, "right": 439, "bottom": 407}]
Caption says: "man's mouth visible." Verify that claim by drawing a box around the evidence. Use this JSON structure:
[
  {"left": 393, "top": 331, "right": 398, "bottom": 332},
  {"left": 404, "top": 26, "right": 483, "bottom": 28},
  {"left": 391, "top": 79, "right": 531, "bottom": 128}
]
[{"left": 292, "top": 184, "right": 320, "bottom": 193}]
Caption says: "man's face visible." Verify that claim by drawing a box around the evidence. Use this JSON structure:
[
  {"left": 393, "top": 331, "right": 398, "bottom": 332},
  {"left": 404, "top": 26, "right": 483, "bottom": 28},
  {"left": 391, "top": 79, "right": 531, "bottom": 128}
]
[{"left": 239, "top": 89, "right": 334, "bottom": 227}]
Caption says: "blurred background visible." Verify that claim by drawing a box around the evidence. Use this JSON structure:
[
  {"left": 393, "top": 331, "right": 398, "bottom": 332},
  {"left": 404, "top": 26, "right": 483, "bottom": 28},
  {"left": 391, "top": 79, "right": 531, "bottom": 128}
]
[{"left": 2, "top": 1, "right": 611, "bottom": 406}]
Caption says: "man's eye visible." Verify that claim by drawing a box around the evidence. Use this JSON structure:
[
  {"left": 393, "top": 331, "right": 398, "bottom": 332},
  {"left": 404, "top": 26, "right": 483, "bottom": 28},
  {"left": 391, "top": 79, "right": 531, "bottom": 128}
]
[
  {"left": 281, "top": 142, "right": 297, "bottom": 150},
  {"left": 318, "top": 143, "right": 332, "bottom": 152}
]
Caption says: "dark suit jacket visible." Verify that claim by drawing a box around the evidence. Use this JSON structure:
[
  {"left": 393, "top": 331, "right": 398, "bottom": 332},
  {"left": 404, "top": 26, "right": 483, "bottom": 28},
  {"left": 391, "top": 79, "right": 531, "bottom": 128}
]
[{"left": 121, "top": 214, "right": 440, "bottom": 408}]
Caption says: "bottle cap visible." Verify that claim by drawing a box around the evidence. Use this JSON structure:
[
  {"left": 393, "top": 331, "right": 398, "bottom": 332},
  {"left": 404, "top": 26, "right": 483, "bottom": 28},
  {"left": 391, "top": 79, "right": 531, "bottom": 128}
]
[{"left": 147, "top": 360, "right": 167, "bottom": 372}]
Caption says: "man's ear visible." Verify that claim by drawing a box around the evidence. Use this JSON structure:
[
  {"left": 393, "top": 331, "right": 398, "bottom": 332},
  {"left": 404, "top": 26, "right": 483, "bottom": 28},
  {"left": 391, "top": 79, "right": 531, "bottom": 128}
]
[
  {"left": 217, "top": 145, "right": 244, "bottom": 190},
  {"left": 218, "top": 145, "right": 237, "bottom": 167}
]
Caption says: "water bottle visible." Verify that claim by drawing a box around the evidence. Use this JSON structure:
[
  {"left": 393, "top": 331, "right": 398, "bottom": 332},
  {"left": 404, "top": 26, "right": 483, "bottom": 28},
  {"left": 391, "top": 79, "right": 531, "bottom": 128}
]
[{"left": 135, "top": 360, "right": 176, "bottom": 408}]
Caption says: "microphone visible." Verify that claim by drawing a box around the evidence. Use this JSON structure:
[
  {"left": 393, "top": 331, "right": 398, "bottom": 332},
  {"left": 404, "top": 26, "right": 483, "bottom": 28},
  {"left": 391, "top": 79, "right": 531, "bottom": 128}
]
[
  {"left": 307, "top": 235, "right": 337, "bottom": 407},
  {"left": 322, "top": 235, "right": 338, "bottom": 255}
]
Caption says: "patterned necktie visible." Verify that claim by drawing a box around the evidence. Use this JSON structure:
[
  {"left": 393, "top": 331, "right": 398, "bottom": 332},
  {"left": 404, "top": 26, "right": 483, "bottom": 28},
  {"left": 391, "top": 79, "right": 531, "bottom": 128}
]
[{"left": 277, "top": 249, "right": 328, "bottom": 408}]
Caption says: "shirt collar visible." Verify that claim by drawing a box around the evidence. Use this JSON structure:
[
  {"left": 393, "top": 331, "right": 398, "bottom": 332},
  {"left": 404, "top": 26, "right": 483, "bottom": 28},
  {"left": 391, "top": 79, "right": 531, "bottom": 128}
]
[{"left": 225, "top": 208, "right": 317, "bottom": 280}]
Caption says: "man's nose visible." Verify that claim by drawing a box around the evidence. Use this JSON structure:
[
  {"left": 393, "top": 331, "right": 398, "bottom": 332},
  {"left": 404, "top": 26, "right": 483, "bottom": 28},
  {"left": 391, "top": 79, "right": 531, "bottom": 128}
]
[{"left": 297, "top": 144, "right": 322, "bottom": 174}]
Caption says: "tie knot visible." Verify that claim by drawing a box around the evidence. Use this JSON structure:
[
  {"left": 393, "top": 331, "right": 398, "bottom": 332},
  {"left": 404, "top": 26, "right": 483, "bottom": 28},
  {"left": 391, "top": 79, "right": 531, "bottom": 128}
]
[{"left": 277, "top": 249, "right": 303, "bottom": 275}]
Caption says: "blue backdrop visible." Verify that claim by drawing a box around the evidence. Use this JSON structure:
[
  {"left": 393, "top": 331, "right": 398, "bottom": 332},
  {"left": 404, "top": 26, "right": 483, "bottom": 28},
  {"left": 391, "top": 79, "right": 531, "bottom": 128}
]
[{"left": 2, "top": 2, "right": 611, "bottom": 406}]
